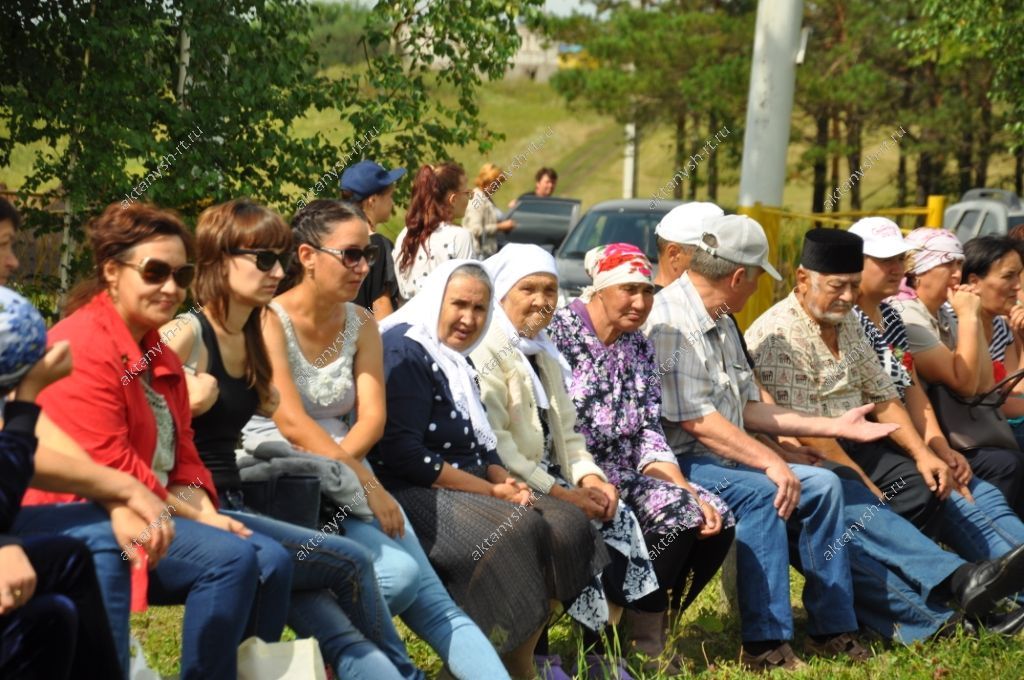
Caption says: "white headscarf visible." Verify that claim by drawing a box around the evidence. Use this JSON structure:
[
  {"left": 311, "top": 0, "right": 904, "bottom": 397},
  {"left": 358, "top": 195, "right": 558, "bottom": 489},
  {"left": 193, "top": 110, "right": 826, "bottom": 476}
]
[
  {"left": 483, "top": 244, "right": 572, "bottom": 409},
  {"left": 379, "top": 259, "right": 498, "bottom": 450}
]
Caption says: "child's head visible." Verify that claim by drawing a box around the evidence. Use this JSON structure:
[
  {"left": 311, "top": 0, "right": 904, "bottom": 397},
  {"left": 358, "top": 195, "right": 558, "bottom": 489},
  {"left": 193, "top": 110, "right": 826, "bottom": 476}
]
[{"left": 0, "top": 287, "right": 47, "bottom": 393}]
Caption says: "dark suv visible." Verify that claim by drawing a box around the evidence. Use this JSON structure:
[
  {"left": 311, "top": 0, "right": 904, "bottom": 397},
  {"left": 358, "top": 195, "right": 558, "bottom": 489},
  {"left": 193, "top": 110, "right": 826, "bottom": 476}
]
[{"left": 496, "top": 196, "right": 581, "bottom": 253}]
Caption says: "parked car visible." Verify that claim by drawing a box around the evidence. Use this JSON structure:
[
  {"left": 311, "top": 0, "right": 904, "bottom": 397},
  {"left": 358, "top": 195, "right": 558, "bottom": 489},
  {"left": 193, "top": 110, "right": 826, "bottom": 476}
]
[
  {"left": 555, "top": 198, "right": 683, "bottom": 304},
  {"left": 496, "top": 196, "right": 581, "bottom": 252},
  {"left": 947, "top": 189, "right": 1024, "bottom": 242}
]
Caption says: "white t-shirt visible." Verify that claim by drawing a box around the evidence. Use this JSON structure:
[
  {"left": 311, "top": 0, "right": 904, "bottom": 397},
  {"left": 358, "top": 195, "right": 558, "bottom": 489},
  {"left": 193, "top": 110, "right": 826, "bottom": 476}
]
[{"left": 393, "top": 223, "right": 476, "bottom": 300}]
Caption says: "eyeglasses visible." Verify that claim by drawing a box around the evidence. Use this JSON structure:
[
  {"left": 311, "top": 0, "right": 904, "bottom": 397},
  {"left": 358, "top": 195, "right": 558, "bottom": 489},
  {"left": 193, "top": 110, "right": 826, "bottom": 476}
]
[
  {"left": 117, "top": 257, "right": 195, "bottom": 288},
  {"left": 313, "top": 244, "right": 381, "bottom": 268},
  {"left": 229, "top": 248, "right": 294, "bottom": 272}
]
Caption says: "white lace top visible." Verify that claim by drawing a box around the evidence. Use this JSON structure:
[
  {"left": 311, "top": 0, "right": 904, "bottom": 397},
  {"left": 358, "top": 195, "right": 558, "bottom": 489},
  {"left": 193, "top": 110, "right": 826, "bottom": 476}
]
[
  {"left": 393, "top": 223, "right": 476, "bottom": 301},
  {"left": 242, "top": 301, "right": 363, "bottom": 447}
]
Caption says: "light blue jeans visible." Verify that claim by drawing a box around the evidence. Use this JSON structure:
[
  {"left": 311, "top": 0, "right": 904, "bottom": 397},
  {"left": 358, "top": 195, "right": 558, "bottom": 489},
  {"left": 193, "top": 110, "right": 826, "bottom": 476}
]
[
  {"left": 223, "top": 510, "right": 424, "bottom": 680},
  {"left": 938, "top": 477, "right": 1024, "bottom": 561},
  {"left": 343, "top": 512, "right": 511, "bottom": 680}
]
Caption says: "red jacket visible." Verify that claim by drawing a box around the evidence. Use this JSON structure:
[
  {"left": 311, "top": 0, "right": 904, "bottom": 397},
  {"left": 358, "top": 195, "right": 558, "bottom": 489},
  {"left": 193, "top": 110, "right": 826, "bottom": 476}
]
[{"left": 23, "top": 292, "right": 217, "bottom": 507}]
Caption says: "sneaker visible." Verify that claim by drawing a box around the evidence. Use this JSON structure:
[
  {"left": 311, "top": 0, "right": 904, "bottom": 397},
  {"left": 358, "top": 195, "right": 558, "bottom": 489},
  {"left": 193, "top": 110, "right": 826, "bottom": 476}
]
[
  {"left": 534, "top": 654, "right": 572, "bottom": 680},
  {"left": 805, "top": 632, "right": 873, "bottom": 662},
  {"left": 739, "top": 642, "right": 808, "bottom": 672}
]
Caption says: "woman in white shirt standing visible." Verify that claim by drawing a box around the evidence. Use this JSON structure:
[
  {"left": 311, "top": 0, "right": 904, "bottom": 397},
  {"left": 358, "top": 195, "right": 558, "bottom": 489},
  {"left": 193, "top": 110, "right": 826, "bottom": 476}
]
[
  {"left": 393, "top": 163, "right": 475, "bottom": 300},
  {"left": 463, "top": 163, "right": 516, "bottom": 258}
]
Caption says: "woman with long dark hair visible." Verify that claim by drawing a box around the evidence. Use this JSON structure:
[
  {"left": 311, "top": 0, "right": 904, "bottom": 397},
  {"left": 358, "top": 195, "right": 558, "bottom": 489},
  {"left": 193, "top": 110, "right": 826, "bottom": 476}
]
[
  {"left": 393, "top": 163, "right": 475, "bottom": 301},
  {"left": 164, "top": 198, "right": 425, "bottom": 680},
  {"left": 242, "top": 199, "right": 509, "bottom": 680}
]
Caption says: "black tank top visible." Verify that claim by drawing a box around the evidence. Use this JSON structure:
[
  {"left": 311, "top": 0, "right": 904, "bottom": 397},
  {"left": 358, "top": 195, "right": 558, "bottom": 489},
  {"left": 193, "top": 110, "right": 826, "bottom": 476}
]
[{"left": 191, "top": 311, "right": 259, "bottom": 494}]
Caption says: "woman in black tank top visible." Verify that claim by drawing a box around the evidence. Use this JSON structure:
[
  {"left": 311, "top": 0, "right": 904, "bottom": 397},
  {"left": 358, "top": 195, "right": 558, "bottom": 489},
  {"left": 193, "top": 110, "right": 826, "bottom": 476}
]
[{"left": 163, "top": 199, "right": 425, "bottom": 680}]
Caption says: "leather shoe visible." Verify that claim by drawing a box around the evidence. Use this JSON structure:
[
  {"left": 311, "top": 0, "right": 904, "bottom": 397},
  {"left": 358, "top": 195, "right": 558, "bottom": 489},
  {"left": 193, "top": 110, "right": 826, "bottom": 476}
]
[
  {"left": 978, "top": 606, "right": 1024, "bottom": 636},
  {"left": 956, "top": 544, "right": 1024, "bottom": 617}
]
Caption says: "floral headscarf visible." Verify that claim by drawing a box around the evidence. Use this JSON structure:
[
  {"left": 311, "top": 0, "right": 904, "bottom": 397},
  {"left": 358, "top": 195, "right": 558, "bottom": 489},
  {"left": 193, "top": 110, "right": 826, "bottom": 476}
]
[{"left": 580, "top": 243, "right": 653, "bottom": 302}]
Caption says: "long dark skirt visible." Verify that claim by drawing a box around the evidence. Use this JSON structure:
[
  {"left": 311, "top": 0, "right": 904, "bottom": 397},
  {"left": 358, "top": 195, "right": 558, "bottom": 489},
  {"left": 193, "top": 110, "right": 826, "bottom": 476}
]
[{"left": 393, "top": 484, "right": 608, "bottom": 653}]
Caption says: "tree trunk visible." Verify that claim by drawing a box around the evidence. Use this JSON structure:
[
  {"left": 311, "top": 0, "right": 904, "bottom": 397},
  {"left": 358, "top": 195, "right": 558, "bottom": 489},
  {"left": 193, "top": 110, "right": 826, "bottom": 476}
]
[
  {"left": 829, "top": 115, "right": 841, "bottom": 212},
  {"left": 812, "top": 113, "right": 829, "bottom": 213},
  {"left": 708, "top": 112, "right": 719, "bottom": 201},
  {"left": 845, "top": 116, "right": 862, "bottom": 210},
  {"left": 897, "top": 151, "right": 908, "bottom": 207},
  {"left": 916, "top": 152, "right": 933, "bottom": 206},
  {"left": 673, "top": 111, "right": 686, "bottom": 201},
  {"left": 976, "top": 94, "right": 993, "bottom": 188},
  {"left": 1016, "top": 146, "right": 1023, "bottom": 197},
  {"left": 956, "top": 128, "right": 973, "bottom": 197},
  {"left": 687, "top": 113, "right": 701, "bottom": 200}
]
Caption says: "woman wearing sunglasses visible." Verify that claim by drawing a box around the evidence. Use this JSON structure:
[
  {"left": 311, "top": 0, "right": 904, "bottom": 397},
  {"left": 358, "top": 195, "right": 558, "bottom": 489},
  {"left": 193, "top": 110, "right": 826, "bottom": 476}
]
[
  {"left": 393, "top": 163, "right": 475, "bottom": 302},
  {"left": 162, "top": 198, "right": 425, "bottom": 680},
  {"left": 28, "top": 202, "right": 293, "bottom": 680},
  {"left": 241, "top": 199, "right": 509, "bottom": 679}
]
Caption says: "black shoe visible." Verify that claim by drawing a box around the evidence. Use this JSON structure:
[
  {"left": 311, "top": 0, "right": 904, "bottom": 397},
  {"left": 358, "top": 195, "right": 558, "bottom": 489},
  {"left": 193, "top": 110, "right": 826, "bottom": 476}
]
[
  {"left": 977, "top": 606, "right": 1024, "bottom": 636},
  {"left": 957, "top": 544, "right": 1024, "bottom": 617}
]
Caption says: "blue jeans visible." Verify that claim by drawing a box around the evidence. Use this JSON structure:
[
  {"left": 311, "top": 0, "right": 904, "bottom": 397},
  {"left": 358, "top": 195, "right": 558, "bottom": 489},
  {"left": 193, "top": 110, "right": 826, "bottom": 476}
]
[
  {"left": 834, "top": 474, "right": 963, "bottom": 642},
  {"left": 678, "top": 457, "right": 857, "bottom": 641},
  {"left": 222, "top": 510, "right": 423, "bottom": 680},
  {"left": 11, "top": 502, "right": 290, "bottom": 680},
  {"left": 938, "top": 477, "right": 1024, "bottom": 561},
  {"left": 343, "top": 513, "right": 510, "bottom": 680}
]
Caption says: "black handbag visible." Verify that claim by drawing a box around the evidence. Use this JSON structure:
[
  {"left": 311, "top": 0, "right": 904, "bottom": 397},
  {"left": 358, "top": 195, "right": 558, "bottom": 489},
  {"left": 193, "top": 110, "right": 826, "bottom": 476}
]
[
  {"left": 241, "top": 474, "right": 323, "bottom": 530},
  {"left": 927, "top": 367, "right": 1024, "bottom": 452}
]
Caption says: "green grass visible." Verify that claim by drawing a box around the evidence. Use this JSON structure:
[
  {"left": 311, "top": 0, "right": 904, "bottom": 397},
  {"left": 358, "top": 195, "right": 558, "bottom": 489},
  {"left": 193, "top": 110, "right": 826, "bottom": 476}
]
[{"left": 130, "top": 568, "right": 1024, "bottom": 679}]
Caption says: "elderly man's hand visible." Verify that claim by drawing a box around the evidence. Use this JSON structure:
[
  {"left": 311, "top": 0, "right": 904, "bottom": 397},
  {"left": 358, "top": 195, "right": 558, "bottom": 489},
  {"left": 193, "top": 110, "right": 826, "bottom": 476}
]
[
  {"left": 764, "top": 459, "right": 801, "bottom": 520},
  {"left": 916, "top": 453, "right": 953, "bottom": 500},
  {"left": 834, "top": 404, "right": 899, "bottom": 442}
]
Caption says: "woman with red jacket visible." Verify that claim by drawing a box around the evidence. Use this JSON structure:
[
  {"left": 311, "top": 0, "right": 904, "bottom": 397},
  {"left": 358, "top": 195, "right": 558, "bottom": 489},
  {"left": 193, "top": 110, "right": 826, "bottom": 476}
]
[{"left": 23, "top": 202, "right": 293, "bottom": 680}]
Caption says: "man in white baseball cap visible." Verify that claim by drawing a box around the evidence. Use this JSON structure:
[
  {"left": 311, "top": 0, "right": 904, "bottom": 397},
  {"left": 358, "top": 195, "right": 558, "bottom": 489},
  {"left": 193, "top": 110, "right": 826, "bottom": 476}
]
[
  {"left": 695, "top": 214, "right": 782, "bottom": 282},
  {"left": 849, "top": 217, "right": 913, "bottom": 259},
  {"left": 653, "top": 201, "right": 724, "bottom": 289}
]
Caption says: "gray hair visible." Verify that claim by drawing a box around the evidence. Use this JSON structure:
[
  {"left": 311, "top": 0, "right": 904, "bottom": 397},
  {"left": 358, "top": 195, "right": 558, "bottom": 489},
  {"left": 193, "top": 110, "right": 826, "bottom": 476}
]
[
  {"left": 690, "top": 241, "right": 758, "bottom": 281},
  {"left": 449, "top": 263, "right": 493, "bottom": 292},
  {"left": 656, "top": 236, "right": 696, "bottom": 256}
]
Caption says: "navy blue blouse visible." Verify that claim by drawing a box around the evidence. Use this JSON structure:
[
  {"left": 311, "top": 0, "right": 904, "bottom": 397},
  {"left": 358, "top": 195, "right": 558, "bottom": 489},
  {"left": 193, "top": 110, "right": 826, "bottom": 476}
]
[
  {"left": 0, "top": 401, "right": 42, "bottom": 547},
  {"left": 370, "top": 324, "right": 502, "bottom": 491}
]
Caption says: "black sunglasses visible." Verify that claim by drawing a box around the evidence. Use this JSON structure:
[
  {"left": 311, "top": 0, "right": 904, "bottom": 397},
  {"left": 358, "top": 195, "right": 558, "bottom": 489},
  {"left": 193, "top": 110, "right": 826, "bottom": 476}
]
[
  {"left": 313, "top": 244, "right": 381, "bottom": 268},
  {"left": 229, "top": 248, "right": 294, "bottom": 273},
  {"left": 118, "top": 257, "right": 195, "bottom": 288}
]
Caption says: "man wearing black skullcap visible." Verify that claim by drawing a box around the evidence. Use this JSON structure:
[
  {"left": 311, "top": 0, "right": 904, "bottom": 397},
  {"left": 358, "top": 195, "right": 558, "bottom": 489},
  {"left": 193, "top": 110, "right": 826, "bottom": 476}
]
[{"left": 746, "top": 227, "right": 1024, "bottom": 636}]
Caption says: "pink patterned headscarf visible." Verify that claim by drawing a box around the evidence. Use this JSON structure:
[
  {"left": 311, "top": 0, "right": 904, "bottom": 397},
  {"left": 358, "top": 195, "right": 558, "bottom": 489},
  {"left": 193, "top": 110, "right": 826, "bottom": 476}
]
[
  {"left": 580, "top": 242, "right": 653, "bottom": 302},
  {"left": 895, "top": 228, "right": 965, "bottom": 300}
]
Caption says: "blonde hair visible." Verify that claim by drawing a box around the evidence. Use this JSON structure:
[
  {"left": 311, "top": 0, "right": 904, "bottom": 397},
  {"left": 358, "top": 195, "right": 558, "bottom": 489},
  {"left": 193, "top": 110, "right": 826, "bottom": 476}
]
[{"left": 475, "top": 163, "right": 505, "bottom": 191}]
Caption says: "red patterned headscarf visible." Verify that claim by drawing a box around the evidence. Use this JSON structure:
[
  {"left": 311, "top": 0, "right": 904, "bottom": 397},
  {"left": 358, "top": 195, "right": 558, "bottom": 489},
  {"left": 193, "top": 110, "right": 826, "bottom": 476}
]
[{"left": 581, "top": 242, "right": 653, "bottom": 302}]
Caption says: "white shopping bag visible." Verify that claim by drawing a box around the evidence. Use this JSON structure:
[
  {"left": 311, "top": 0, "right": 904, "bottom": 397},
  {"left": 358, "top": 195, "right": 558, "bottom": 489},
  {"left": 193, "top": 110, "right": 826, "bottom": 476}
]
[
  {"left": 128, "top": 636, "right": 161, "bottom": 680},
  {"left": 237, "top": 636, "right": 327, "bottom": 680}
]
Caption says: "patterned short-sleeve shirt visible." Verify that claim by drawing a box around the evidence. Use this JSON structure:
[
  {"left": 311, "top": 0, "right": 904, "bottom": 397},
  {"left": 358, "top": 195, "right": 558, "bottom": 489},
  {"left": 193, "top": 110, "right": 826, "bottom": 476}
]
[{"left": 745, "top": 291, "right": 899, "bottom": 417}]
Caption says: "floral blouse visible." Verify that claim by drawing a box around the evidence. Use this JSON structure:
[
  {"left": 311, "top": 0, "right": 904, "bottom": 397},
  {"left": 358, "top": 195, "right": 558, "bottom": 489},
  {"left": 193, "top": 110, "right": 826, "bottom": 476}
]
[{"left": 548, "top": 300, "right": 677, "bottom": 472}]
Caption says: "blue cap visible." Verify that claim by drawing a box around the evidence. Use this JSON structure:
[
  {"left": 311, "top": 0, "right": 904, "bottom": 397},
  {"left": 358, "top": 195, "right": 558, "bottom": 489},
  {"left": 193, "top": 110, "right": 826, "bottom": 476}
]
[{"left": 340, "top": 160, "right": 406, "bottom": 200}]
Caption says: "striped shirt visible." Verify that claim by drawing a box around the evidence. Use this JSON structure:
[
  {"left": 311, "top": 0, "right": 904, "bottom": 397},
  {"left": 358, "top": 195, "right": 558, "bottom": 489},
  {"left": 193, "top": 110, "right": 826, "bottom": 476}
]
[{"left": 854, "top": 302, "right": 914, "bottom": 399}]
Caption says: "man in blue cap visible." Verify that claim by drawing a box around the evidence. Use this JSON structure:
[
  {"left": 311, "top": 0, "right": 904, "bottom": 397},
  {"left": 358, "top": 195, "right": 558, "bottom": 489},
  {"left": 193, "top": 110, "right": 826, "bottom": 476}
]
[{"left": 340, "top": 160, "right": 407, "bottom": 318}]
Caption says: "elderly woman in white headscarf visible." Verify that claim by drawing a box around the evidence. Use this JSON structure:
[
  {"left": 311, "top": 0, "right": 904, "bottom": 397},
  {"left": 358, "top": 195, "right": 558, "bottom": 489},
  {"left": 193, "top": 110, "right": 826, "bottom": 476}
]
[
  {"left": 471, "top": 244, "right": 659, "bottom": 679},
  {"left": 370, "top": 259, "right": 608, "bottom": 680}
]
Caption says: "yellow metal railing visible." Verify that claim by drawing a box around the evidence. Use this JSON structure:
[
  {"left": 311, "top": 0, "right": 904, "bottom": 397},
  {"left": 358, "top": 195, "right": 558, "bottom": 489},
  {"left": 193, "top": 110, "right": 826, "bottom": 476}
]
[{"left": 735, "top": 195, "right": 946, "bottom": 329}]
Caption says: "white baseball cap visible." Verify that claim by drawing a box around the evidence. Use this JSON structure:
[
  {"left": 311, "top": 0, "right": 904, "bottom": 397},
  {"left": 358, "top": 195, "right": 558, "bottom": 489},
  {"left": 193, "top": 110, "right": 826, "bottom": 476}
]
[
  {"left": 849, "top": 217, "right": 912, "bottom": 259},
  {"left": 697, "top": 214, "right": 781, "bottom": 280},
  {"left": 655, "top": 202, "right": 725, "bottom": 246}
]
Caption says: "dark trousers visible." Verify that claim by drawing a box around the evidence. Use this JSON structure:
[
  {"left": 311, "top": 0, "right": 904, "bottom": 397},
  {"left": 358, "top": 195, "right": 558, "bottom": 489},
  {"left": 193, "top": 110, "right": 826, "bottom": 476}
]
[
  {"left": 841, "top": 439, "right": 945, "bottom": 536},
  {"left": 964, "top": 446, "right": 1024, "bottom": 517},
  {"left": 0, "top": 535, "right": 121, "bottom": 680}
]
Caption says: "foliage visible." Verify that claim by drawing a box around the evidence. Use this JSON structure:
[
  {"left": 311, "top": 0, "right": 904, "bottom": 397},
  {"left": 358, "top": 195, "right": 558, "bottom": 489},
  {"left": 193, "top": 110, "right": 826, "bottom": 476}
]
[{"left": 0, "top": 0, "right": 543, "bottom": 292}]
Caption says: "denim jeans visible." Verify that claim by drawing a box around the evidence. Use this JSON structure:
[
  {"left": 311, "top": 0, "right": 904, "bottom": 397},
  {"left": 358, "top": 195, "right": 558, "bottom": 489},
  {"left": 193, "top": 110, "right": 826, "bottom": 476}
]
[
  {"left": 962, "top": 445, "right": 1024, "bottom": 516},
  {"left": 343, "top": 512, "right": 511, "bottom": 680},
  {"left": 0, "top": 535, "right": 122, "bottom": 679},
  {"left": 938, "top": 477, "right": 1024, "bottom": 562},
  {"left": 222, "top": 510, "right": 424, "bottom": 680},
  {"left": 678, "top": 457, "right": 857, "bottom": 641},
  {"left": 11, "top": 502, "right": 290, "bottom": 680},
  {"left": 833, "top": 474, "right": 963, "bottom": 643}
]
